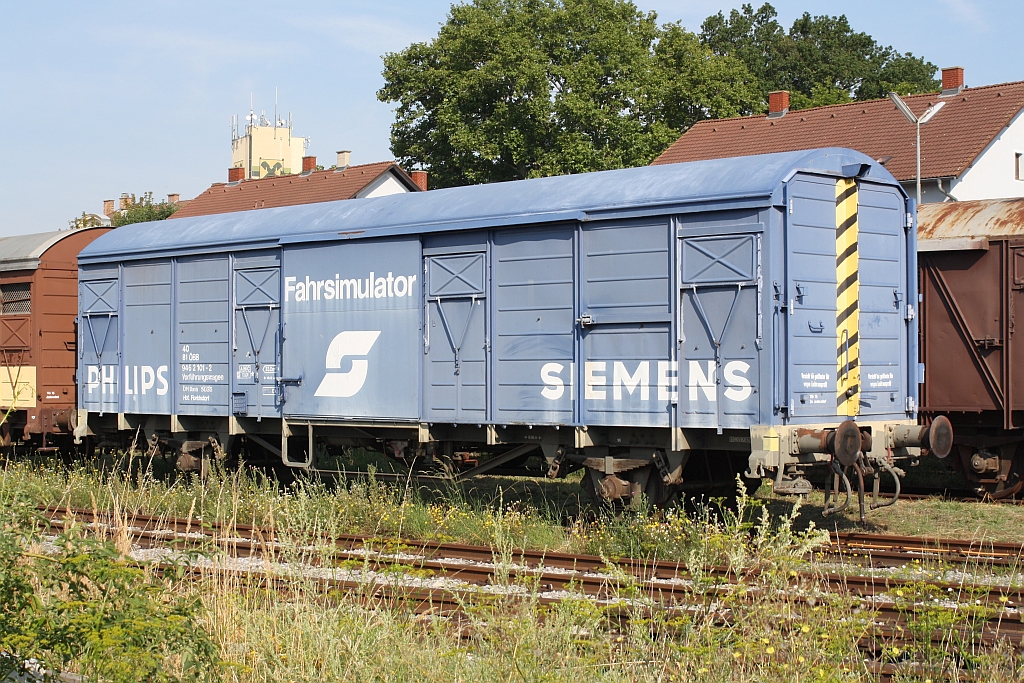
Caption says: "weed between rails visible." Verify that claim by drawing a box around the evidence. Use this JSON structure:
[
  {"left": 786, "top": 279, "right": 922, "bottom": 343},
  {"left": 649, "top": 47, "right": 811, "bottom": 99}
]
[{"left": 0, "top": 458, "right": 1022, "bottom": 680}]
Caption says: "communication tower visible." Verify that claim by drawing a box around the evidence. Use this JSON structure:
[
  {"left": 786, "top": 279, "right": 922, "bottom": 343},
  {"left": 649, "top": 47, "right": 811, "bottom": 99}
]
[{"left": 230, "top": 95, "right": 309, "bottom": 180}]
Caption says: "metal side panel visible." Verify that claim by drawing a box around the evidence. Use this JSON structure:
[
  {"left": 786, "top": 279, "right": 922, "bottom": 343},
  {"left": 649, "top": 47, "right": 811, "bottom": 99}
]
[
  {"left": 424, "top": 251, "right": 487, "bottom": 422},
  {"left": 232, "top": 258, "right": 282, "bottom": 419},
  {"left": 579, "top": 220, "right": 672, "bottom": 427},
  {"left": 121, "top": 261, "right": 172, "bottom": 415},
  {"left": 581, "top": 324, "right": 672, "bottom": 427},
  {"left": 856, "top": 181, "right": 908, "bottom": 416},
  {"left": 281, "top": 238, "right": 421, "bottom": 420},
  {"left": 492, "top": 225, "right": 575, "bottom": 425},
  {"left": 920, "top": 242, "right": 1008, "bottom": 414},
  {"left": 0, "top": 316, "right": 31, "bottom": 351},
  {"left": 678, "top": 231, "right": 760, "bottom": 430},
  {"left": 175, "top": 256, "right": 231, "bottom": 416},
  {"left": 78, "top": 273, "right": 120, "bottom": 414},
  {"left": 785, "top": 175, "right": 839, "bottom": 418}
]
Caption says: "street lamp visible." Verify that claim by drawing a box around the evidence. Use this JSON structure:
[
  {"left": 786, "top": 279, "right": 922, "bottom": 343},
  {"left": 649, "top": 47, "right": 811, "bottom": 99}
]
[{"left": 888, "top": 92, "right": 946, "bottom": 205}]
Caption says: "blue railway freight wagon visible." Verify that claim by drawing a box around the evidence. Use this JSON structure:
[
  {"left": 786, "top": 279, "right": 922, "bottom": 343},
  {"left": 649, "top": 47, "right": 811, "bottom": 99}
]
[{"left": 75, "top": 148, "right": 944, "bottom": 504}]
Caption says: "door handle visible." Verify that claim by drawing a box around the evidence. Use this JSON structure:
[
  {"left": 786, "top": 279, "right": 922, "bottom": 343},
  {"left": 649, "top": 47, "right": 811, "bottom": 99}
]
[
  {"left": 577, "top": 313, "right": 594, "bottom": 327},
  {"left": 795, "top": 282, "right": 806, "bottom": 303},
  {"left": 808, "top": 320, "right": 824, "bottom": 333}
]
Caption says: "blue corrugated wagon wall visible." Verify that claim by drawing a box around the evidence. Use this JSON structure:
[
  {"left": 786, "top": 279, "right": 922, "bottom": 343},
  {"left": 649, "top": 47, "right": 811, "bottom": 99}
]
[{"left": 76, "top": 148, "right": 939, "bottom": 505}]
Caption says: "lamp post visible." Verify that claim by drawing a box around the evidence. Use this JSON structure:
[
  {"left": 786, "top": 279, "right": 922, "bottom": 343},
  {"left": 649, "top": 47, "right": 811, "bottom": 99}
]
[{"left": 888, "top": 92, "right": 946, "bottom": 205}]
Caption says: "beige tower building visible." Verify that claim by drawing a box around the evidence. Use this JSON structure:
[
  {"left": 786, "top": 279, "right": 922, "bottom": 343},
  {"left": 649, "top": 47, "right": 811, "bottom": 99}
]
[{"left": 231, "top": 110, "right": 307, "bottom": 179}]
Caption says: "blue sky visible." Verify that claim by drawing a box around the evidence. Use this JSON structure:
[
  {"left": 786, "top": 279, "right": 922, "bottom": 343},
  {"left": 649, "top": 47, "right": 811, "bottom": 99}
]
[{"left": 0, "top": 0, "right": 1017, "bottom": 236}]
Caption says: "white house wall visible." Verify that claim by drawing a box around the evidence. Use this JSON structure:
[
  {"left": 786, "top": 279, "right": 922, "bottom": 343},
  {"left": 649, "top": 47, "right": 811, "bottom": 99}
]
[
  {"left": 901, "top": 179, "right": 961, "bottom": 204},
  {"left": 900, "top": 180, "right": 953, "bottom": 204},
  {"left": 949, "top": 108, "right": 1024, "bottom": 201}
]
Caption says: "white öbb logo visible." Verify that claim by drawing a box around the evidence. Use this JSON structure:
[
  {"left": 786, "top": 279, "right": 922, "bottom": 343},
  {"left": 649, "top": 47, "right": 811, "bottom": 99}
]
[{"left": 315, "top": 331, "right": 381, "bottom": 398}]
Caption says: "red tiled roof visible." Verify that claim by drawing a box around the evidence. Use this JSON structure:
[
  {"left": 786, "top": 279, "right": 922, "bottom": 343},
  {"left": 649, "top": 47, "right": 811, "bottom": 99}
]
[
  {"left": 652, "top": 81, "right": 1024, "bottom": 182},
  {"left": 171, "top": 161, "right": 418, "bottom": 219}
]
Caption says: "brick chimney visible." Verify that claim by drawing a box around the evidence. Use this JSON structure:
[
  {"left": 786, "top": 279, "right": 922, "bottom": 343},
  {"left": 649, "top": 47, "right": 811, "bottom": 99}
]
[
  {"left": 768, "top": 90, "right": 790, "bottom": 118},
  {"left": 228, "top": 167, "right": 245, "bottom": 182},
  {"left": 335, "top": 150, "right": 351, "bottom": 170},
  {"left": 410, "top": 170, "right": 428, "bottom": 191},
  {"left": 102, "top": 199, "right": 115, "bottom": 217},
  {"left": 302, "top": 156, "right": 316, "bottom": 173},
  {"left": 941, "top": 66, "right": 965, "bottom": 96},
  {"left": 167, "top": 193, "right": 179, "bottom": 204},
  {"left": 118, "top": 193, "right": 131, "bottom": 210}
]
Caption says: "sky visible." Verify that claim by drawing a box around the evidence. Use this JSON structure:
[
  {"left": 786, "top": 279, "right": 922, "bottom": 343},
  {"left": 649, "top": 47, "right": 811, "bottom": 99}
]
[{"left": 0, "top": 0, "right": 1018, "bottom": 237}]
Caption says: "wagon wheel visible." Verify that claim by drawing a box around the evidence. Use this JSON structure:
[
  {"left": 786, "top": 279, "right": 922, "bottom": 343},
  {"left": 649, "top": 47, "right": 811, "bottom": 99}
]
[
  {"left": 959, "top": 443, "right": 1024, "bottom": 500},
  {"left": 989, "top": 443, "right": 1024, "bottom": 500},
  {"left": 639, "top": 466, "right": 681, "bottom": 508},
  {"left": 579, "top": 465, "right": 680, "bottom": 509}
]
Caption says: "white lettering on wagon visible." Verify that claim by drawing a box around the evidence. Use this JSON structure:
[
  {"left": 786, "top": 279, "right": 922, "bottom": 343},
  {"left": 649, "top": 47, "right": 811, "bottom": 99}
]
[
  {"left": 540, "top": 360, "right": 752, "bottom": 402},
  {"left": 800, "top": 371, "right": 830, "bottom": 389},
  {"left": 285, "top": 272, "right": 417, "bottom": 303},
  {"left": 867, "top": 372, "right": 894, "bottom": 389},
  {"left": 87, "top": 365, "right": 168, "bottom": 396}
]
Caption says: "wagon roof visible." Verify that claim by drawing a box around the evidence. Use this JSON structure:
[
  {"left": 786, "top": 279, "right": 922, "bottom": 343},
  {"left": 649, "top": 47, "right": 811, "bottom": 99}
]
[
  {"left": 79, "top": 147, "right": 895, "bottom": 263},
  {"left": 0, "top": 228, "right": 106, "bottom": 272},
  {"left": 918, "top": 198, "right": 1024, "bottom": 248}
]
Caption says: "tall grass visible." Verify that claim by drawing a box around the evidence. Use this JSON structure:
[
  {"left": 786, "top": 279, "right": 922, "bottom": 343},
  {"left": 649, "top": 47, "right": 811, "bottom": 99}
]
[{"left": 1, "top": 457, "right": 1022, "bottom": 681}]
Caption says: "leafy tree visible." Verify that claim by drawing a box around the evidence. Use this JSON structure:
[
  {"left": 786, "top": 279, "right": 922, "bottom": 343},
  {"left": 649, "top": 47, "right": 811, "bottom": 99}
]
[
  {"left": 655, "top": 23, "right": 762, "bottom": 129},
  {"left": 700, "top": 3, "right": 938, "bottom": 109},
  {"left": 378, "top": 0, "right": 758, "bottom": 187},
  {"left": 112, "top": 192, "right": 179, "bottom": 226}
]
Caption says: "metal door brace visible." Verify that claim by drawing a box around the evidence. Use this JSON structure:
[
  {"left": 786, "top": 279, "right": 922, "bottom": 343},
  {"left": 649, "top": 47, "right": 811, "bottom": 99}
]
[
  {"left": 434, "top": 295, "right": 477, "bottom": 375},
  {"left": 1, "top": 350, "right": 24, "bottom": 404},
  {"left": 85, "top": 313, "right": 114, "bottom": 366},
  {"left": 689, "top": 283, "right": 742, "bottom": 432},
  {"left": 239, "top": 305, "right": 277, "bottom": 419}
]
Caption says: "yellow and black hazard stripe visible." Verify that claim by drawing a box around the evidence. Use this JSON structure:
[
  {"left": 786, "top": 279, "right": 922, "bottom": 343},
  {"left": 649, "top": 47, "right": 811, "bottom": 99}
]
[{"left": 835, "top": 178, "right": 860, "bottom": 416}]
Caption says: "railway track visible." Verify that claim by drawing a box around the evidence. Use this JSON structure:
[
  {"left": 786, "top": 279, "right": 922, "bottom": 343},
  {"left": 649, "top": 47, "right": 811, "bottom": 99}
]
[
  {"left": 38, "top": 506, "right": 1024, "bottom": 651},
  {"left": 826, "top": 530, "right": 1024, "bottom": 568}
]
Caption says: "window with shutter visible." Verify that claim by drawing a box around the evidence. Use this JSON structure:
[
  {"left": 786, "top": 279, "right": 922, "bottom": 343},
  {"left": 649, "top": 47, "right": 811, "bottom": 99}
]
[{"left": 0, "top": 283, "right": 30, "bottom": 315}]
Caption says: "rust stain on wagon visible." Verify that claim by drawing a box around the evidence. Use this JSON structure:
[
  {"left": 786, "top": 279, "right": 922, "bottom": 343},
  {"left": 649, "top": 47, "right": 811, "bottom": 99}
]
[{"left": 918, "top": 198, "right": 1024, "bottom": 240}]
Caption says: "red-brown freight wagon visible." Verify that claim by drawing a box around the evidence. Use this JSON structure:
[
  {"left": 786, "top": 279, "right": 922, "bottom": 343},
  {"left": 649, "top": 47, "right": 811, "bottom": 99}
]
[
  {"left": 918, "top": 198, "right": 1024, "bottom": 498},
  {"left": 0, "top": 227, "right": 110, "bottom": 452}
]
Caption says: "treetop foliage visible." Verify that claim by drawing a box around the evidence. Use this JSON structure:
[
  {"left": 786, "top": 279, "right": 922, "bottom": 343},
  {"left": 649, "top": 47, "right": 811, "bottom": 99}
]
[
  {"left": 377, "top": 0, "right": 939, "bottom": 186},
  {"left": 69, "top": 192, "right": 179, "bottom": 231},
  {"left": 111, "top": 192, "right": 179, "bottom": 227},
  {"left": 379, "top": 0, "right": 759, "bottom": 187},
  {"left": 700, "top": 3, "right": 939, "bottom": 107},
  {"left": 68, "top": 211, "right": 105, "bottom": 230}
]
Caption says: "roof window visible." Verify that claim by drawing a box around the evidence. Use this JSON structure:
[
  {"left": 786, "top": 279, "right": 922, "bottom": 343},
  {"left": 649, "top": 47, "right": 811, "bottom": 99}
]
[{"left": 1017, "top": 152, "right": 1023, "bottom": 181}]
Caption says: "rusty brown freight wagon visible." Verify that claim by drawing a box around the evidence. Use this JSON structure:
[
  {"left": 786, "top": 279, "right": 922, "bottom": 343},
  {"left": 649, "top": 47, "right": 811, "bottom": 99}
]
[
  {"left": 918, "top": 199, "right": 1024, "bottom": 498},
  {"left": 0, "top": 227, "right": 110, "bottom": 452}
]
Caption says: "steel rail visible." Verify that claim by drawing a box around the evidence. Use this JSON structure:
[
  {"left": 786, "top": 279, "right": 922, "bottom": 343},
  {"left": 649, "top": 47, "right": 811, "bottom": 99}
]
[
  {"left": 34, "top": 505, "right": 1024, "bottom": 683},
  {"left": 40, "top": 507, "right": 1024, "bottom": 641}
]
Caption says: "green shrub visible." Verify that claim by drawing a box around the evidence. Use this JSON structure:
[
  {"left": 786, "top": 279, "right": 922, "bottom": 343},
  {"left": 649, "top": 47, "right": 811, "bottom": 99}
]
[{"left": 0, "top": 509, "right": 219, "bottom": 682}]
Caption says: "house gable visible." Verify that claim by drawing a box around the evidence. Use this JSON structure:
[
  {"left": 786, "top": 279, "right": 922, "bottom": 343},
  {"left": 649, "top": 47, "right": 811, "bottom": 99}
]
[
  {"left": 171, "top": 162, "right": 421, "bottom": 219},
  {"left": 951, "top": 107, "right": 1024, "bottom": 201},
  {"left": 356, "top": 170, "right": 413, "bottom": 199}
]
